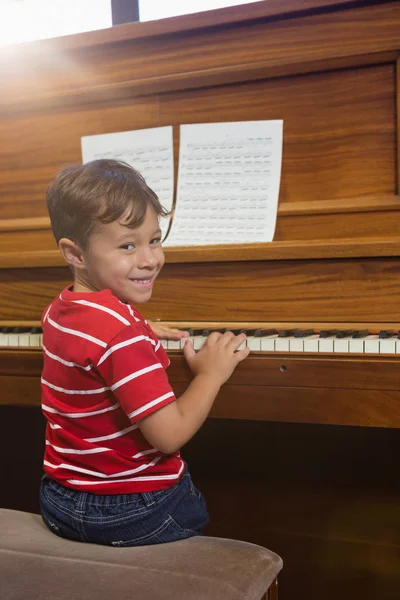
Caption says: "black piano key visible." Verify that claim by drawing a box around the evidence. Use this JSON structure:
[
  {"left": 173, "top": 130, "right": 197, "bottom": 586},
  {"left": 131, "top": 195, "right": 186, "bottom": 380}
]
[
  {"left": 352, "top": 330, "right": 369, "bottom": 338},
  {"left": 379, "top": 330, "right": 395, "bottom": 339},
  {"left": 278, "top": 329, "right": 297, "bottom": 337},
  {"left": 294, "top": 329, "right": 314, "bottom": 338},
  {"left": 319, "top": 329, "right": 337, "bottom": 338},
  {"left": 30, "top": 327, "right": 42, "bottom": 334},
  {"left": 336, "top": 329, "right": 354, "bottom": 338},
  {"left": 254, "top": 329, "right": 278, "bottom": 337}
]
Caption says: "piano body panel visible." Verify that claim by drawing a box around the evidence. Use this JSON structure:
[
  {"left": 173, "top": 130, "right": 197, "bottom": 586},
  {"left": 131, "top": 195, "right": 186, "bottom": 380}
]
[
  {"left": 2, "top": 349, "right": 400, "bottom": 428},
  {"left": 0, "top": 60, "right": 397, "bottom": 243},
  {"left": 1, "top": 2, "right": 400, "bottom": 599},
  {"left": 2, "top": 256, "right": 400, "bottom": 322}
]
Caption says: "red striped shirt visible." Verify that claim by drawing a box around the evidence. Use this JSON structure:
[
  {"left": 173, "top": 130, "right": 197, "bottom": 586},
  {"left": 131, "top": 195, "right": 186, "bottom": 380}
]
[{"left": 41, "top": 286, "right": 184, "bottom": 494}]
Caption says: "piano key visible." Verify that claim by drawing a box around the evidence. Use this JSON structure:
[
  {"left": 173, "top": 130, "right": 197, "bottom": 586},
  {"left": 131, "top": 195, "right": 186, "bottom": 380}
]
[
  {"left": 333, "top": 338, "right": 350, "bottom": 353},
  {"left": 319, "top": 337, "right": 335, "bottom": 352},
  {"left": 334, "top": 331, "right": 354, "bottom": 353},
  {"left": 179, "top": 329, "right": 195, "bottom": 349},
  {"left": 289, "top": 337, "right": 304, "bottom": 352},
  {"left": 8, "top": 329, "right": 20, "bottom": 346},
  {"left": 294, "top": 329, "right": 314, "bottom": 338},
  {"left": 18, "top": 333, "right": 31, "bottom": 347},
  {"left": 379, "top": 330, "right": 395, "bottom": 339},
  {"left": 275, "top": 337, "right": 290, "bottom": 351},
  {"left": 303, "top": 334, "right": 320, "bottom": 352},
  {"left": 194, "top": 329, "right": 211, "bottom": 350},
  {"left": 29, "top": 333, "right": 42, "bottom": 347},
  {"left": 364, "top": 335, "right": 380, "bottom": 353},
  {"left": 352, "top": 329, "right": 369, "bottom": 338},
  {"left": 260, "top": 333, "right": 279, "bottom": 351},
  {"left": 167, "top": 339, "right": 180, "bottom": 350},
  {"left": 246, "top": 334, "right": 261, "bottom": 350},
  {"left": 380, "top": 338, "right": 397, "bottom": 354},
  {"left": 278, "top": 329, "right": 297, "bottom": 338},
  {"left": 319, "top": 329, "right": 337, "bottom": 338},
  {"left": 336, "top": 329, "right": 354, "bottom": 339},
  {"left": 349, "top": 338, "right": 365, "bottom": 353}
]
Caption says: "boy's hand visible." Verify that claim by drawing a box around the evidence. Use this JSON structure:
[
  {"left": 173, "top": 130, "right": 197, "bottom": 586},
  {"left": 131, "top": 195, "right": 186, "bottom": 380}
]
[
  {"left": 183, "top": 331, "right": 250, "bottom": 386},
  {"left": 147, "top": 320, "right": 189, "bottom": 341}
]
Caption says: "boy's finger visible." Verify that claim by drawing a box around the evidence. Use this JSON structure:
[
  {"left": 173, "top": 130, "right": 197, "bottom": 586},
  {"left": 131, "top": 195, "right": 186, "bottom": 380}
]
[
  {"left": 234, "top": 346, "right": 251, "bottom": 362},
  {"left": 227, "top": 332, "right": 247, "bottom": 351},
  {"left": 183, "top": 339, "right": 196, "bottom": 361}
]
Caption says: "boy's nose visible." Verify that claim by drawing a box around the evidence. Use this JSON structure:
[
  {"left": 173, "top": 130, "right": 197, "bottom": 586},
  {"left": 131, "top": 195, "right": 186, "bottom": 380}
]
[{"left": 136, "top": 249, "right": 158, "bottom": 268}]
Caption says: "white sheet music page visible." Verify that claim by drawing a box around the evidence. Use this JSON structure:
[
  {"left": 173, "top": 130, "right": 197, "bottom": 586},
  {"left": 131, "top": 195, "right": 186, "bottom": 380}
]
[
  {"left": 81, "top": 126, "right": 174, "bottom": 238},
  {"left": 164, "top": 120, "right": 283, "bottom": 246}
]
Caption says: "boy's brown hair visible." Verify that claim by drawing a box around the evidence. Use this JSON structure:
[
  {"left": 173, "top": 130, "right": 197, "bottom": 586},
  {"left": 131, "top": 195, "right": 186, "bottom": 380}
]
[{"left": 47, "top": 159, "right": 168, "bottom": 248}]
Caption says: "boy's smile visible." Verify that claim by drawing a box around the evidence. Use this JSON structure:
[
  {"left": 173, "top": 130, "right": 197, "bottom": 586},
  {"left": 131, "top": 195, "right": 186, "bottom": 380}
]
[{"left": 73, "top": 207, "right": 165, "bottom": 305}]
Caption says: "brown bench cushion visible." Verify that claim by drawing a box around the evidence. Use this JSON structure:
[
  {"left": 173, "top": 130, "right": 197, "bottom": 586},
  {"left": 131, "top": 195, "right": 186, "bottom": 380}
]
[{"left": 0, "top": 509, "right": 282, "bottom": 599}]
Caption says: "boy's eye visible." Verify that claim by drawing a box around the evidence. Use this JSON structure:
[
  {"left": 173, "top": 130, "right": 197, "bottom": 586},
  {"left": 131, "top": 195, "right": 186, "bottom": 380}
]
[
  {"left": 120, "top": 243, "right": 135, "bottom": 251},
  {"left": 151, "top": 237, "right": 162, "bottom": 245}
]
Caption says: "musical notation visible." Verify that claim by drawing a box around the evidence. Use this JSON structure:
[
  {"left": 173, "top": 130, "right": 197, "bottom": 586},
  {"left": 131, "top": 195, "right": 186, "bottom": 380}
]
[{"left": 81, "top": 126, "right": 174, "bottom": 238}]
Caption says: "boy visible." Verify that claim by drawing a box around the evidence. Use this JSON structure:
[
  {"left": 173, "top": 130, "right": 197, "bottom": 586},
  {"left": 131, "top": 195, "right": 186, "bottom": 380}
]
[{"left": 40, "top": 159, "right": 249, "bottom": 546}]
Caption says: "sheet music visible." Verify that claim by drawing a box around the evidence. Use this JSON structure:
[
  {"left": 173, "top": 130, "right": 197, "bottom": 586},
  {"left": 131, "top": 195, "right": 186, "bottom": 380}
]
[
  {"left": 81, "top": 127, "right": 174, "bottom": 238},
  {"left": 164, "top": 120, "right": 283, "bottom": 246}
]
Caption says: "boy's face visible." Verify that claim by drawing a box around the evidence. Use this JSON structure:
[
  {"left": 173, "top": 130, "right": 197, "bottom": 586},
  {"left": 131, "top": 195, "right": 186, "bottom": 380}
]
[{"left": 76, "top": 207, "right": 165, "bottom": 305}]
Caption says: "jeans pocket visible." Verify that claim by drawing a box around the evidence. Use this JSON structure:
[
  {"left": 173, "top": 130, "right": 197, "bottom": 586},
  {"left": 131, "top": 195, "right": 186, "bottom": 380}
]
[{"left": 110, "top": 515, "right": 194, "bottom": 547}]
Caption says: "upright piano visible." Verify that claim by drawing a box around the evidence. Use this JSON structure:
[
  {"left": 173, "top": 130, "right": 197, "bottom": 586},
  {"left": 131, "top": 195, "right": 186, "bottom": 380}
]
[{"left": 0, "top": 1, "right": 399, "bottom": 598}]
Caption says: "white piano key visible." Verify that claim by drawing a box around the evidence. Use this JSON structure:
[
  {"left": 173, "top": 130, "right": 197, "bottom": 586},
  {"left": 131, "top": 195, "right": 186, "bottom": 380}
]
[
  {"left": 303, "top": 335, "right": 319, "bottom": 352},
  {"left": 167, "top": 340, "right": 180, "bottom": 350},
  {"left": 18, "top": 333, "right": 31, "bottom": 347},
  {"left": 289, "top": 338, "right": 303, "bottom": 352},
  {"left": 319, "top": 338, "right": 334, "bottom": 352},
  {"left": 379, "top": 339, "right": 396, "bottom": 354},
  {"left": 0, "top": 333, "right": 9, "bottom": 346},
  {"left": 247, "top": 336, "right": 261, "bottom": 351},
  {"left": 179, "top": 337, "right": 190, "bottom": 350},
  {"left": 8, "top": 334, "right": 19, "bottom": 347},
  {"left": 160, "top": 339, "right": 168, "bottom": 349},
  {"left": 333, "top": 339, "right": 349, "bottom": 353},
  {"left": 193, "top": 336, "right": 207, "bottom": 350},
  {"left": 260, "top": 335, "right": 278, "bottom": 351},
  {"left": 349, "top": 339, "right": 364, "bottom": 353},
  {"left": 396, "top": 340, "right": 400, "bottom": 354},
  {"left": 29, "top": 334, "right": 42, "bottom": 347},
  {"left": 364, "top": 335, "right": 380, "bottom": 353},
  {"left": 275, "top": 338, "right": 290, "bottom": 352}
]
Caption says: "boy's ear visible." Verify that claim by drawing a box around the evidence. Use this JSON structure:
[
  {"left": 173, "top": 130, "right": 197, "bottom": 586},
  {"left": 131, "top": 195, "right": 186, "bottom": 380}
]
[{"left": 58, "top": 238, "right": 86, "bottom": 270}]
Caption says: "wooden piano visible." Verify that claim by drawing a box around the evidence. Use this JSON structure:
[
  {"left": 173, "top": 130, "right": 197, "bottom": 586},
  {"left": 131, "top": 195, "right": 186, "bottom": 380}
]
[{"left": 0, "top": 1, "right": 399, "bottom": 598}]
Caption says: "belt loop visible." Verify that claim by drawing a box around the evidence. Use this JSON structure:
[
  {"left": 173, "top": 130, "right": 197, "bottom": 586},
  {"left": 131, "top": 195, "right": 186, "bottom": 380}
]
[{"left": 141, "top": 492, "right": 155, "bottom": 507}]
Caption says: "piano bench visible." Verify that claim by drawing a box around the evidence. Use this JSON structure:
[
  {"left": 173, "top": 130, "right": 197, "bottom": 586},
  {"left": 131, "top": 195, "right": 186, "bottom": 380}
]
[{"left": 0, "top": 508, "right": 282, "bottom": 600}]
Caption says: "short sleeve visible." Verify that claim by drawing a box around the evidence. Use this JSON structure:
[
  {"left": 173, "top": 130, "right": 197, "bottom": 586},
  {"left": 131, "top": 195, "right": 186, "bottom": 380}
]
[{"left": 96, "top": 323, "right": 176, "bottom": 423}]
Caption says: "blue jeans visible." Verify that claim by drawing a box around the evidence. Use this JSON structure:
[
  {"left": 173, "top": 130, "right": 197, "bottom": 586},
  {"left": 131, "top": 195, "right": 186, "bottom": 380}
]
[{"left": 40, "top": 470, "right": 209, "bottom": 546}]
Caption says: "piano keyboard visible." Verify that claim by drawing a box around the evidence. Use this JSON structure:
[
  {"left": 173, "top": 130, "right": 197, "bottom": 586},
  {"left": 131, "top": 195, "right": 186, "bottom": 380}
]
[
  {"left": 161, "top": 328, "right": 400, "bottom": 354},
  {"left": 2, "top": 325, "right": 400, "bottom": 354}
]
